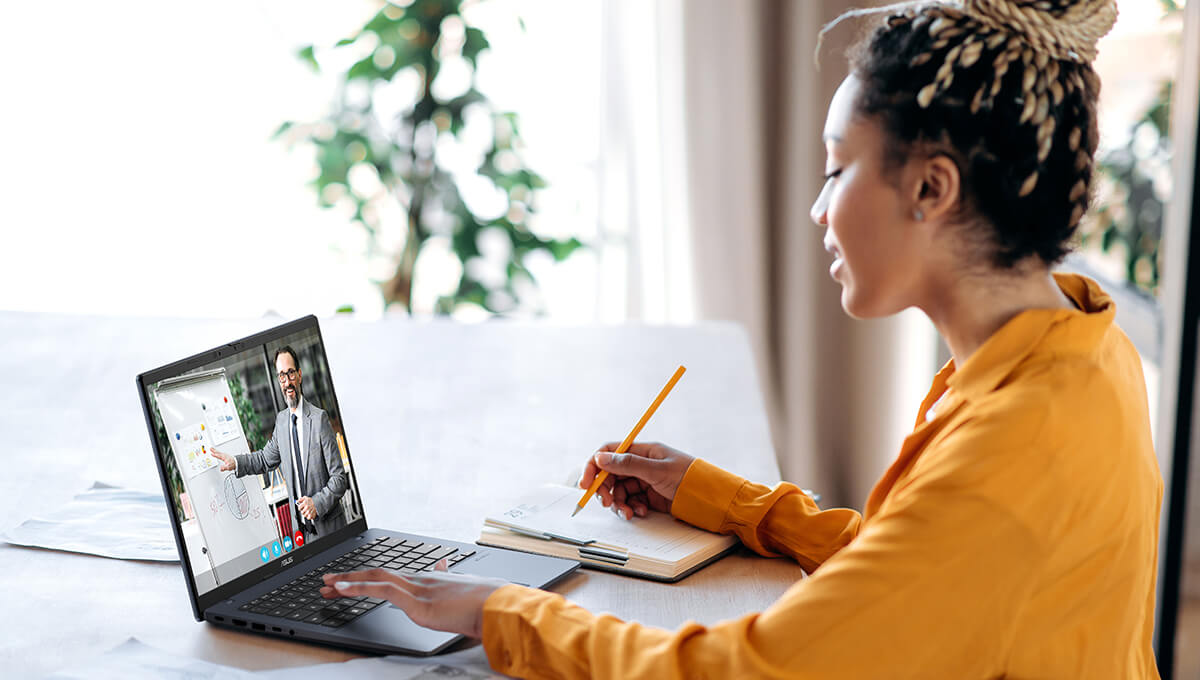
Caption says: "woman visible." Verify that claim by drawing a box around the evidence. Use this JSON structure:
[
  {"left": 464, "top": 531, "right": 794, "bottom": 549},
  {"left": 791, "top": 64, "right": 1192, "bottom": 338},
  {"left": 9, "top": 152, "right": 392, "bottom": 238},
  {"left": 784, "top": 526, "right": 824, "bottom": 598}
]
[{"left": 322, "top": 0, "right": 1163, "bottom": 676}]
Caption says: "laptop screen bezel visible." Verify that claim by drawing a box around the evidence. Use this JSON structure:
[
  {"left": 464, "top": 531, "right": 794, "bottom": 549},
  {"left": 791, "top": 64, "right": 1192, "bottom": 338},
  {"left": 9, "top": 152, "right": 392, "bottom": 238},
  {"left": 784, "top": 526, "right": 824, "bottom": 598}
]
[{"left": 136, "top": 315, "right": 369, "bottom": 620}]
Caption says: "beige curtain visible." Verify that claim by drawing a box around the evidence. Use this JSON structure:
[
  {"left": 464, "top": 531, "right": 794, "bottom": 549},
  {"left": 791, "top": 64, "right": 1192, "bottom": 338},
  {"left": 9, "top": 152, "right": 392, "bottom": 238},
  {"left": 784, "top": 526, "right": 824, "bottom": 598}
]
[{"left": 679, "top": 0, "right": 938, "bottom": 508}]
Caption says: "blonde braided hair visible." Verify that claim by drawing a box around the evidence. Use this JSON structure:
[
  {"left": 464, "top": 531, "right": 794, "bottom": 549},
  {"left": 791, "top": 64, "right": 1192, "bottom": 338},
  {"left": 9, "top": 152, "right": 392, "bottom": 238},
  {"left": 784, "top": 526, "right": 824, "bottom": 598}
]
[{"left": 827, "top": 0, "right": 1117, "bottom": 267}]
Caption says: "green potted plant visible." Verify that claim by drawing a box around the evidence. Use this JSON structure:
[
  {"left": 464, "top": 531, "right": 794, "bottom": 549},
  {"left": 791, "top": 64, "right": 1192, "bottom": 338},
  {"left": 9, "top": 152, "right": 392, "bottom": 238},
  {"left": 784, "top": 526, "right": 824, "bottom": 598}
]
[{"left": 277, "top": 0, "right": 583, "bottom": 315}]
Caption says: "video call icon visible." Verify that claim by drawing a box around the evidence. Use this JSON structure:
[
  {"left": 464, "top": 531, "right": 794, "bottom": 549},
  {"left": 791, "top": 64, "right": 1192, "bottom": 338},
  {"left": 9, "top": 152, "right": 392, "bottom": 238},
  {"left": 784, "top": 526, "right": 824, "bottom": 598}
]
[{"left": 282, "top": 536, "right": 293, "bottom": 552}]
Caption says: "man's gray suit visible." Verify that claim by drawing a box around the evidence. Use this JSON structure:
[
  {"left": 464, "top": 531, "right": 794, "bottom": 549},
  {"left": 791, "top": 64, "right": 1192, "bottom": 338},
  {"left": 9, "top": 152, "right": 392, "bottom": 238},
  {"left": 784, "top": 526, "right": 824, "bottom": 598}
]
[{"left": 234, "top": 399, "right": 348, "bottom": 538}]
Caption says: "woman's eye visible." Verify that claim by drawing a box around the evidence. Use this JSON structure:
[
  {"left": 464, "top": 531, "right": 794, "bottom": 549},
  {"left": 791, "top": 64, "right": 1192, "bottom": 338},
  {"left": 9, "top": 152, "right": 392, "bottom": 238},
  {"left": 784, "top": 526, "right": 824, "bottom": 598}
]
[{"left": 823, "top": 169, "right": 842, "bottom": 181}]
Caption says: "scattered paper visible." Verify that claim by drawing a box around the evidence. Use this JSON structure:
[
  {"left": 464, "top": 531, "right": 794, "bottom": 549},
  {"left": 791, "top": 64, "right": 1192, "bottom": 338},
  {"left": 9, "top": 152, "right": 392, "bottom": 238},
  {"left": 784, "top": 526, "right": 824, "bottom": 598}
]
[
  {"left": 46, "top": 638, "right": 509, "bottom": 679},
  {"left": 45, "top": 637, "right": 254, "bottom": 679},
  {"left": 1, "top": 482, "right": 178, "bottom": 562},
  {"left": 256, "top": 643, "right": 505, "bottom": 679}
]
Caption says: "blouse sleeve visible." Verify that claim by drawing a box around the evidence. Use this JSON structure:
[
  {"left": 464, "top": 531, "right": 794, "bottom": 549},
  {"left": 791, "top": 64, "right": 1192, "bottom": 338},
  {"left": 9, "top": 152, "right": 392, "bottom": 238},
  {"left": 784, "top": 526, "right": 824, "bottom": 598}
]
[{"left": 669, "top": 458, "right": 862, "bottom": 572}]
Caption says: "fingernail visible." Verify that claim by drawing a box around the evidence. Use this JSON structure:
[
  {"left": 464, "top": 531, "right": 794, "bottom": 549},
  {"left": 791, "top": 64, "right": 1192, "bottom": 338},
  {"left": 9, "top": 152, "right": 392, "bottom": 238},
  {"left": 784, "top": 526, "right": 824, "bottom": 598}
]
[
  {"left": 335, "top": 581, "right": 351, "bottom": 591},
  {"left": 595, "top": 452, "right": 611, "bottom": 465}
]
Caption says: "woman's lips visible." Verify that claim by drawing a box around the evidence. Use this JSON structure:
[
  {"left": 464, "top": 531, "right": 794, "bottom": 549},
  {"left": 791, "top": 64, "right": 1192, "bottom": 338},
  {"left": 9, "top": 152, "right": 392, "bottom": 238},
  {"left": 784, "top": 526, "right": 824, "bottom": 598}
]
[{"left": 824, "top": 239, "right": 842, "bottom": 279}]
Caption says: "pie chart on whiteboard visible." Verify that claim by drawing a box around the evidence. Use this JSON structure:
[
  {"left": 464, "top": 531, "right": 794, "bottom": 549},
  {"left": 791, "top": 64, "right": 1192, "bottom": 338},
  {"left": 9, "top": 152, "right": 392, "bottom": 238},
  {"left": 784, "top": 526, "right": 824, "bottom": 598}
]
[{"left": 223, "top": 474, "right": 251, "bottom": 520}]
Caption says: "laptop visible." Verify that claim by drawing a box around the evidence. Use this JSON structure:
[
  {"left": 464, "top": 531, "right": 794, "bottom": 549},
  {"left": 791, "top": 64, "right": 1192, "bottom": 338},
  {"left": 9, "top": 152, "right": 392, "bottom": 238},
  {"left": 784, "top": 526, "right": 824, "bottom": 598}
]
[{"left": 136, "top": 315, "right": 578, "bottom": 656}]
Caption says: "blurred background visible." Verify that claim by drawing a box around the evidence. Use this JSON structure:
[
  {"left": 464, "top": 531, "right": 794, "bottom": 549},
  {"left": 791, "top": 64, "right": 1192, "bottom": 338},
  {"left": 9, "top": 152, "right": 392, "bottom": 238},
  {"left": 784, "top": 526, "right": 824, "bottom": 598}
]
[{"left": 1, "top": 0, "right": 1198, "bottom": 674}]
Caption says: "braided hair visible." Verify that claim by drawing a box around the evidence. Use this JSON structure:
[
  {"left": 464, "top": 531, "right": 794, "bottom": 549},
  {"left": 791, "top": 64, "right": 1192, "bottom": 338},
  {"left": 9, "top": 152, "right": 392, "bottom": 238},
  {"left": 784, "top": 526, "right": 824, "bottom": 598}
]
[{"left": 830, "top": 0, "right": 1116, "bottom": 268}]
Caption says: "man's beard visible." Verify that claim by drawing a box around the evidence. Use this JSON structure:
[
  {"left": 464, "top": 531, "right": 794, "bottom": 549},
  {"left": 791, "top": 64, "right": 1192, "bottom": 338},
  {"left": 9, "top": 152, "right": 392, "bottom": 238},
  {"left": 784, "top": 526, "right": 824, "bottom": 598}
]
[{"left": 284, "top": 383, "right": 301, "bottom": 409}]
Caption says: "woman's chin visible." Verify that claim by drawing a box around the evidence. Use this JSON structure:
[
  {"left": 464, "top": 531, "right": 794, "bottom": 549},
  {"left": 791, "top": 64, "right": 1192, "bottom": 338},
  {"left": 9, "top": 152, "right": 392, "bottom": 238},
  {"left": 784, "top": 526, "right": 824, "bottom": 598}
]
[{"left": 840, "top": 287, "right": 886, "bottom": 320}]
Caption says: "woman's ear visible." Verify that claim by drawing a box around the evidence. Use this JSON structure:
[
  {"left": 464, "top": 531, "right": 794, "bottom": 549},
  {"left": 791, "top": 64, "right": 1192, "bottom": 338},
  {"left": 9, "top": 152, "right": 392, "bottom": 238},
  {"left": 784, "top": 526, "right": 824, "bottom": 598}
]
[{"left": 912, "top": 152, "right": 961, "bottom": 223}]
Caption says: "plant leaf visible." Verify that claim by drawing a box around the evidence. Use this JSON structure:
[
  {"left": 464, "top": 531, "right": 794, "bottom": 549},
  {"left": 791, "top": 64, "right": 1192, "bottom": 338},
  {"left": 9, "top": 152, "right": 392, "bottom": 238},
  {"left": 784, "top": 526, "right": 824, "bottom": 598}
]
[
  {"left": 462, "top": 26, "right": 490, "bottom": 66},
  {"left": 297, "top": 45, "right": 320, "bottom": 72}
]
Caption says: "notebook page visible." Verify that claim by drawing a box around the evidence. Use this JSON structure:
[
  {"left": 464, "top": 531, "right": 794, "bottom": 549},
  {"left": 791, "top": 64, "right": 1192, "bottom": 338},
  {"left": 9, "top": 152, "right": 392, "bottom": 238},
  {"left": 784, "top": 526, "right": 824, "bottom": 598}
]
[{"left": 489, "top": 484, "right": 724, "bottom": 563}]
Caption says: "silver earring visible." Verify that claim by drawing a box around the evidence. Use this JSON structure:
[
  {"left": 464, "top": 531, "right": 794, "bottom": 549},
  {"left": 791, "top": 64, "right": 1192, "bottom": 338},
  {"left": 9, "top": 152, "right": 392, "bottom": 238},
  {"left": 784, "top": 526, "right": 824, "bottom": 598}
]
[{"left": 914, "top": 209, "right": 924, "bottom": 221}]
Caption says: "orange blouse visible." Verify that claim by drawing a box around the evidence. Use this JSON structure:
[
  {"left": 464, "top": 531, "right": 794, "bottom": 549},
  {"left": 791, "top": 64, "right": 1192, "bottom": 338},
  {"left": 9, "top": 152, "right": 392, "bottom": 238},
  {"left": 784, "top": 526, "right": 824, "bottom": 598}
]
[{"left": 482, "top": 273, "right": 1162, "bottom": 679}]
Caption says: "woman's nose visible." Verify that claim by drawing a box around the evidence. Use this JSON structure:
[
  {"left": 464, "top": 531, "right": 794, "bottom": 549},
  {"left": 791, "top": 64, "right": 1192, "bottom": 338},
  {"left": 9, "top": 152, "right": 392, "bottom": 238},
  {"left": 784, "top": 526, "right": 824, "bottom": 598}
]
[
  {"left": 810, "top": 181, "right": 830, "bottom": 226},
  {"left": 810, "top": 195, "right": 828, "bottom": 226}
]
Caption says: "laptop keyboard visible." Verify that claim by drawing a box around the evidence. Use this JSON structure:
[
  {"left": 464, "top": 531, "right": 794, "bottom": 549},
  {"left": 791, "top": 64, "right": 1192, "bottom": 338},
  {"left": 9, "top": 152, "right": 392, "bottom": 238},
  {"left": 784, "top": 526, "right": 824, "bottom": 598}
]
[{"left": 237, "top": 536, "right": 475, "bottom": 628}]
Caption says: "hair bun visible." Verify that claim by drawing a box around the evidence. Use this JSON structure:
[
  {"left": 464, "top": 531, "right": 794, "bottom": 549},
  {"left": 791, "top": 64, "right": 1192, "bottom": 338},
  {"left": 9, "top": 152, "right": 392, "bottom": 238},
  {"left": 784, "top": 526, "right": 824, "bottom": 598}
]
[{"left": 963, "top": 0, "right": 1117, "bottom": 62}]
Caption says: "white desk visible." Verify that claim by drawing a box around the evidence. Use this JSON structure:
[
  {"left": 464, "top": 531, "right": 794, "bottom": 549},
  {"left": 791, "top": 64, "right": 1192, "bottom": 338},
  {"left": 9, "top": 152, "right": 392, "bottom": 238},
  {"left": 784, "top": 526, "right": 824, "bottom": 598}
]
[{"left": 0, "top": 313, "right": 804, "bottom": 676}]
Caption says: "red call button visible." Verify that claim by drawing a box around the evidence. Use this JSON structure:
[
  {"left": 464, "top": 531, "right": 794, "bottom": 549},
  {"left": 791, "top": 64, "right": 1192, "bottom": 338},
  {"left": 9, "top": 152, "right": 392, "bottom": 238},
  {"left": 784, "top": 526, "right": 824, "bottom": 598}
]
[{"left": 293, "top": 531, "right": 305, "bottom": 548}]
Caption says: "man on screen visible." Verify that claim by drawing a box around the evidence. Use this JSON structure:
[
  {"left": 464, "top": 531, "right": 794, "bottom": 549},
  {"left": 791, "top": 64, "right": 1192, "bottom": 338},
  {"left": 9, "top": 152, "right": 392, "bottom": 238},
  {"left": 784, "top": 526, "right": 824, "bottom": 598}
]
[{"left": 211, "top": 346, "right": 348, "bottom": 540}]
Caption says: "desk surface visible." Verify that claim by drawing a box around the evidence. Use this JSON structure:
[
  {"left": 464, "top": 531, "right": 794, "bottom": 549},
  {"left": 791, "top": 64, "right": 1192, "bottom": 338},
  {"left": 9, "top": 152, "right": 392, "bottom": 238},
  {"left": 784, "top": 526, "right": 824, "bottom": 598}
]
[{"left": 0, "top": 313, "right": 803, "bottom": 676}]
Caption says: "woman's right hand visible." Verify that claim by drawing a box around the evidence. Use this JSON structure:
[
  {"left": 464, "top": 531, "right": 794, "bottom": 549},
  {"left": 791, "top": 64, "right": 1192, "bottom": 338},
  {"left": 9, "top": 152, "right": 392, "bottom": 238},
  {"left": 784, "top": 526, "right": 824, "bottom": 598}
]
[{"left": 579, "top": 442, "right": 695, "bottom": 520}]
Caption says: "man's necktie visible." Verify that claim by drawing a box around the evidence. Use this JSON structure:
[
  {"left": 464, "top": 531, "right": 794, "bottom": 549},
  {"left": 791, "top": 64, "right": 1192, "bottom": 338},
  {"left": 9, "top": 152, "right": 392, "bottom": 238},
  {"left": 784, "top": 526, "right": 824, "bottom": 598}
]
[{"left": 292, "top": 414, "right": 316, "bottom": 536}]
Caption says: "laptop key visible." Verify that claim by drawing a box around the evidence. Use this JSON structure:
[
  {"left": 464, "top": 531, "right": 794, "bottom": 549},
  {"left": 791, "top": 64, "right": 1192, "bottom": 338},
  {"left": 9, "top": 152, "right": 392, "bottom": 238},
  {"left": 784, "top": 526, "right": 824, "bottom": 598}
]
[
  {"left": 425, "top": 546, "right": 458, "bottom": 561},
  {"left": 286, "top": 611, "right": 306, "bottom": 621},
  {"left": 303, "top": 613, "right": 330, "bottom": 624}
]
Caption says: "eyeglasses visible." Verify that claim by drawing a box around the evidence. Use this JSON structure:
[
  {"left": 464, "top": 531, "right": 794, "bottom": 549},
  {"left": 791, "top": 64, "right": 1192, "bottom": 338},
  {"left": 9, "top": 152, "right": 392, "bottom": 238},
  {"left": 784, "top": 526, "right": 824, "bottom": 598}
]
[{"left": 277, "top": 368, "right": 299, "bottom": 383}]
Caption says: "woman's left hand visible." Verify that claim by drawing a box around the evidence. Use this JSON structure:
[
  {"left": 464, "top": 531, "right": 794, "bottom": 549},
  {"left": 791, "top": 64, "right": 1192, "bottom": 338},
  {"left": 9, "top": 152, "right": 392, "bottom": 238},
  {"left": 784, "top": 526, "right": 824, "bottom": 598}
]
[{"left": 320, "top": 562, "right": 507, "bottom": 638}]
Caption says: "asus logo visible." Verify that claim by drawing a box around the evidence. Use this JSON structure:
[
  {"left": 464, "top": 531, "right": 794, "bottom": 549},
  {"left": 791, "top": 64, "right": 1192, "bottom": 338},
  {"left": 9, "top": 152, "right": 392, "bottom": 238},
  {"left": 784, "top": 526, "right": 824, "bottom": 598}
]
[{"left": 281, "top": 556, "right": 294, "bottom": 567}]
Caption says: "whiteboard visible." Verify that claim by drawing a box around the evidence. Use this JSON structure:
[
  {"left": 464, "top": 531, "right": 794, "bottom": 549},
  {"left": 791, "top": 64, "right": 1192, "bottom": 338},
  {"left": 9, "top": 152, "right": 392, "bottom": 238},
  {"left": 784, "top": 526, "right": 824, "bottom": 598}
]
[{"left": 155, "top": 369, "right": 278, "bottom": 581}]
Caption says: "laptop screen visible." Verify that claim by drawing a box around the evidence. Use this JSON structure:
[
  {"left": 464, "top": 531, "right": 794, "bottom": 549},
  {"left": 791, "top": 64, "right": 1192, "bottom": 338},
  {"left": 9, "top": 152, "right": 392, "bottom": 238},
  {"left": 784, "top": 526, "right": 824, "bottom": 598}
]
[{"left": 139, "top": 317, "right": 364, "bottom": 601}]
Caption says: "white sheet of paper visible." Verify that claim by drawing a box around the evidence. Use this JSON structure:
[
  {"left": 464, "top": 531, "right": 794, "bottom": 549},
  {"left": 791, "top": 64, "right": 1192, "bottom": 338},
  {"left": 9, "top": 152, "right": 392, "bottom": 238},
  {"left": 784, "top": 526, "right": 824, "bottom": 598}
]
[
  {"left": 46, "top": 637, "right": 255, "bottom": 679},
  {"left": 256, "top": 644, "right": 507, "bottom": 679},
  {"left": 0, "top": 482, "right": 178, "bottom": 562},
  {"left": 176, "top": 422, "right": 219, "bottom": 479},
  {"left": 203, "top": 399, "right": 240, "bottom": 446},
  {"left": 48, "top": 638, "right": 509, "bottom": 679},
  {"left": 490, "top": 484, "right": 722, "bottom": 560}
]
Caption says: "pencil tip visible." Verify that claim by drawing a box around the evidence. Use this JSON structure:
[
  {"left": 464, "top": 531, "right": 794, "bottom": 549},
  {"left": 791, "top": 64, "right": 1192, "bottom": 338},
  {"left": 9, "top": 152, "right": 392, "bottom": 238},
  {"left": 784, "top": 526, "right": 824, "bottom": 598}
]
[{"left": 571, "top": 506, "right": 581, "bottom": 517}]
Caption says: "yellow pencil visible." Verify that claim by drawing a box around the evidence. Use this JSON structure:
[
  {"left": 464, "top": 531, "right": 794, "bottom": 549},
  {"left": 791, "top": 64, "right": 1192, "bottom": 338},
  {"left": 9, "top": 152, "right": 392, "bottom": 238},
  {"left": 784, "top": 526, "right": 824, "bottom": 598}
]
[{"left": 572, "top": 365, "right": 687, "bottom": 517}]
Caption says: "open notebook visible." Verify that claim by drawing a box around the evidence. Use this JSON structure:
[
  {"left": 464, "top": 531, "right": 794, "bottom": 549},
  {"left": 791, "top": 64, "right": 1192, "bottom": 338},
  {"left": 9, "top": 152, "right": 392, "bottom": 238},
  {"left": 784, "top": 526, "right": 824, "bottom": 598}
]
[{"left": 478, "top": 484, "right": 738, "bottom": 582}]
